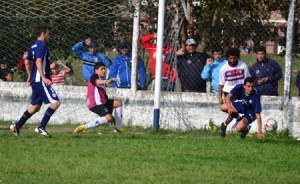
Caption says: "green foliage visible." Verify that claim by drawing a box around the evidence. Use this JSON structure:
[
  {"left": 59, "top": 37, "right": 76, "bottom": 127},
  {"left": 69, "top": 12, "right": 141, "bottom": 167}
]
[{"left": 0, "top": 122, "right": 299, "bottom": 184}]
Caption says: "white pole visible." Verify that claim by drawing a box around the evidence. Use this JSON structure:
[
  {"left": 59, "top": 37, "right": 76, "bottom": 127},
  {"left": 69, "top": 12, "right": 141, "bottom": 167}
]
[
  {"left": 131, "top": 0, "right": 140, "bottom": 92},
  {"left": 282, "top": 0, "right": 295, "bottom": 129},
  {"left": 153, "top": 0, "right": 166, "bottom": 131}
]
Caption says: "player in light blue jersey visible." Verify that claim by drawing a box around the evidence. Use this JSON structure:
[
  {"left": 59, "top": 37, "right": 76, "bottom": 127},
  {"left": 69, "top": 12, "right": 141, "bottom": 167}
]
[{"left": 10, "top": 26, "right": 61, "bottom": 137}]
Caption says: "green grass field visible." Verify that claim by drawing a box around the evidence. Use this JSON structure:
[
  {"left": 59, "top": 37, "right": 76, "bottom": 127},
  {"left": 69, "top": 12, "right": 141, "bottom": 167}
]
[{"left": 1, "top": 121, "right": 299, "bottom": 184}]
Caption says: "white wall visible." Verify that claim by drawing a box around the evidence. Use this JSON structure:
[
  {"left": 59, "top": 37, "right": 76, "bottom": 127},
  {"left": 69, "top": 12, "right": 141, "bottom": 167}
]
[{"left": 1, "top": 81, "right": 300, "bottom": 138}]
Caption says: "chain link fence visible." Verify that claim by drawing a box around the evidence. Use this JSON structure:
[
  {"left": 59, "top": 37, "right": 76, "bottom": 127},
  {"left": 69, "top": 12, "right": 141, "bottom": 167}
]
[{"left": 0, "top": 0, "right": 299, "bottom": 96}]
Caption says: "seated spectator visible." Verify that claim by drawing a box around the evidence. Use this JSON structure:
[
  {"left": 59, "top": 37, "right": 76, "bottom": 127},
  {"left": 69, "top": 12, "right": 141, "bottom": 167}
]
[
  {"left": 50, "top": 60, "right": 70, "bottom": 85},
  {"left": 201, "top": 47, "right": 226, "bottom": 94},
  {"left": 109, "top": 40, "right": 147, "bottom": 89},
  {"left": 249, "top": 46, "right": 282, "bottom": 96},
  {"left": 3, "top": 70, "right": 13, "bottom": 81},
  {"left": 72, "top": 38, "right": 112, "bottom": 82}
]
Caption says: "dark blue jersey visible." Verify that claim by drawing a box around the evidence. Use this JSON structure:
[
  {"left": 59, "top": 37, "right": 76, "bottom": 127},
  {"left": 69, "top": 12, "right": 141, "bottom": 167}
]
[
  {"left": 27, "top": 40, "right": 50, "bottom": 83},
  {"left": 230, "top": 84, "right": 262, "bottom": 113}
]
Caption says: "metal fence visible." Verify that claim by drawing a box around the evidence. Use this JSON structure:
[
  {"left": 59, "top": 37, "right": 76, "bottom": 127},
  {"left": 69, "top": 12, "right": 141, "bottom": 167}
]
[{"left": 0, "top": 0, "right": 299, "bottom": 96}]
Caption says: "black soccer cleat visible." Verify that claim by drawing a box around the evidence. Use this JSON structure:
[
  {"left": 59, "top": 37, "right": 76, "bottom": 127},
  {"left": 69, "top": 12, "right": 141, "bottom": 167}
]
[{"left": 220, "top": 122, "right": 227, "bottom": 137}]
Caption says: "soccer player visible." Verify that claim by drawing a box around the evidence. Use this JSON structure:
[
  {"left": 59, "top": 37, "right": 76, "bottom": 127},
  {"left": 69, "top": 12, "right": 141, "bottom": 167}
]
[
  {"left": 10, "top": 26, "right": 61, "bottom": 137},
  {"left": 73, "top": 63, "right": 125, "bottom": 133},
  {"left": 220, "top": 77, "right": 264, "bottom": 139}
]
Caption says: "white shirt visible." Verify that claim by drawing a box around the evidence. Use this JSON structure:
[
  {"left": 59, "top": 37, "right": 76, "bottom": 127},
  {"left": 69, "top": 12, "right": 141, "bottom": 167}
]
[{"left": 219, "top": 61, "right": 250, "bottom": 93}]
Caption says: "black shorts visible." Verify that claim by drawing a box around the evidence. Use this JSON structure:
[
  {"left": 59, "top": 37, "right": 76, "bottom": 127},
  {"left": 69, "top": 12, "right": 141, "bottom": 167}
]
[{"left": 90, "top": 99, "right": 114, "bottom": 116}]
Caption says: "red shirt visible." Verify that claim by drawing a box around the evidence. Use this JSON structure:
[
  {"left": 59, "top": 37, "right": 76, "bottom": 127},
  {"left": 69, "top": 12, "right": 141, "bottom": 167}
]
[
  {"left": 51, "top": 70, "right": 68, "bottom": 85},
  {"left": 140, "top": 34, "right": 176, "bottom": 82}
]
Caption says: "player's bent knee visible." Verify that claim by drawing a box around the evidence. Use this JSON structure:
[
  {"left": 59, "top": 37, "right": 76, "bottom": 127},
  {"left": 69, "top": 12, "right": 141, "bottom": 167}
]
[
  {"left": 51, "top": 101, "right": 61, "bottom": 110},
  {"left": 114, "top": 99, "right": 122, "bottom": 108}
]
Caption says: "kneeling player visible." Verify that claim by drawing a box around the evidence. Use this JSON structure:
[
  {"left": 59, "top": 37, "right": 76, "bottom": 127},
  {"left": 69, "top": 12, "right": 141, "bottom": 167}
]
[
  {"left": 74, "top": 63, "right": 125, "bottom": 133},
  {"left": 220, "top": 77, "right": 264, "bottom": 139}
]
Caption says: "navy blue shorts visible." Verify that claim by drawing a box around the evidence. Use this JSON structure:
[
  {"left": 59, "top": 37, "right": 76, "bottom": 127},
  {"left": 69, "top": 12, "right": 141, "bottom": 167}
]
[
  {"left": 31, "top": 82, "right": 60, "bottom": 105},
  {"left": 90, "top": 99, "right": 114, "bottom": 117},
  {"left": 232, "top": 100, "right": 256, "bottom": 123}
]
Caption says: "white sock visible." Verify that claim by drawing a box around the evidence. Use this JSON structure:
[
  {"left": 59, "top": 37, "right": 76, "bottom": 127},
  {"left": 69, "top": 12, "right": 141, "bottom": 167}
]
[
  {"left": 84, "top": 117, "right": 108, "bottom": 129},
  {"left": 114, "top": 107, "right": 123, "bottom": 129}
]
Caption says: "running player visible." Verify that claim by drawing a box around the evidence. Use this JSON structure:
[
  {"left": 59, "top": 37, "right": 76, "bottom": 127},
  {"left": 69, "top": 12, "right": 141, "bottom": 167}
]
[{"left": 10, "top": 26, "right": 61, "bottom": 137}]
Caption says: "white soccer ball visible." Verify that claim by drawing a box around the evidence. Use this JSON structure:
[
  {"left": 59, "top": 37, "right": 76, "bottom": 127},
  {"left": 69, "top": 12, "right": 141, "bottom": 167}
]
[{"left": 264, "top": 118, "right": 278, "bottom": 131}]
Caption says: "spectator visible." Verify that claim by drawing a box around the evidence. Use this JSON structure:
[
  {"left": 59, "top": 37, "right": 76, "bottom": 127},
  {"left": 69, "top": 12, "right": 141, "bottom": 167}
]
[
  {"left": 0, "top": 62, "right": 7, "bottom": 80},
  {"left": 220, "top": 77, "right": 264, "bottom": 139},
  {"left": 50, "top": 60, "right": 70, "bottom": 85},
  {"left": 167, "top": 38, "right": 210, "bottom": 92},
  {"left": 3, "top": 70, "right": 13, "bottom": 81},
  {"left": 109, "top": 40, "right": 147, "bottom": 89},
  {"left": 65, "top": 62, "right": 75, "bottom": 85},
  {"left": 245, "top": 34, "right": 254, "bottom": 54},
  {"left": 218, "top": 48, "right": 251, "bottom": 106},
  {"left": 72, "top": 38, "right": 112, "bottom": 82},
  {"left": 73, "top": 63, "right": 125, "bottom": 133},
  {"left": 17, "top": 51, "right": 33, "bottom": 81},
  {"left": 296, "top": 71, "right": 300, "bottom": 96},
  {"left": 140, "top": 33, "right": 176, "bottom": 91},
  {"left": 249, "top": 46, "right": 282, "bottom": 96},
  {"left": 201, "top": 47, "right": 226, "bottom": 94}
]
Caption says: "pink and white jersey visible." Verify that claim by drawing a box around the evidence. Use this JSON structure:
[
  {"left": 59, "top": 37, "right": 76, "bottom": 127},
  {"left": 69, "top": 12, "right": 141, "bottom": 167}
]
[
  {"left": 86, "top": 74, "right": 108, "bottom": 109},
  {"left": 219, "top": 61, "right": 250, "bottom": 93},
  {"left": 51, "top": 70, "right": 67, "bottom": 85}
]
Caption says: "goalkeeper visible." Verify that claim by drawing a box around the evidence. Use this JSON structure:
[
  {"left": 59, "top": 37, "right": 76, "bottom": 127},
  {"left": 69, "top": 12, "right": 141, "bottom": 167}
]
[{"left": 73, "top": 63, "right": 125, "bottom": 133}]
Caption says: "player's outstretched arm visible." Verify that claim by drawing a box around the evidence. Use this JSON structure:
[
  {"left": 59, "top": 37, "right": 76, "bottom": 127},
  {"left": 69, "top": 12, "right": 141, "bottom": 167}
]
[{"left": 256, "top": 113, "right": 264, "bottom": 139}]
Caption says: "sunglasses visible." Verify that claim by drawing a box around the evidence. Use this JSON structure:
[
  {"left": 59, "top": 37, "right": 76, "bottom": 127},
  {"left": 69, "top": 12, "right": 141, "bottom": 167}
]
[{"left": 50, "top": 68, "right": 57, "bottom": 70}]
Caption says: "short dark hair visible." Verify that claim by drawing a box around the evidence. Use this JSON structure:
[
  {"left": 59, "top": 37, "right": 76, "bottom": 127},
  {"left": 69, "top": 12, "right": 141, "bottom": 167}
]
[
  {"left": 225, "top": 48, "right": 240, "bottom": 59},
  {"left": 36, "top": 26, "right": 50, "bottom": 37},
  {"left": 94, "top": 63, "right": 106, "bottom": 71},
  {"left": 255, "top": 46, "right": 266, "bottom": 53},
  {"left": 244, "top": 77, "right": 255, "bottom": 85},
  {"left": 212, "top": 46, "right": 223, "bottom": 53}
]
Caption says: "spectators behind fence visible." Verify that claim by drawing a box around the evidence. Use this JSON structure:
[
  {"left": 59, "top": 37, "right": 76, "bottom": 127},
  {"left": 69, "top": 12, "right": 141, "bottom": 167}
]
[
  {"left": 3, "top": 70, "right": 13, "bottom": 81},
  {"left": 249, "top": 46, "right": 282, "bottom": 96},
  {"left": 140, "top": 33, "right": 176, "bottom": 91},
  {"left": 0, "top": 62, "right": 7, "bottom": 80},
  {"left": 166, "top": 37, "right": 210, "bottom": 92},
  {"left": 16, "top": 51, "right": 33, "bottom": 81},
  {"left": 201, "top": 47, "right": 226, "bottom": 94},
  {"left": 50, "top": 60, "right": 71, "bottom": 85},
  {"left": 72, "top": 38, "right": 112, "bottom": 82},
  {"left": 109, "top": 40, "right": 147, "bottom": 89}
]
